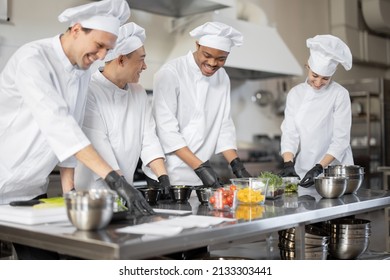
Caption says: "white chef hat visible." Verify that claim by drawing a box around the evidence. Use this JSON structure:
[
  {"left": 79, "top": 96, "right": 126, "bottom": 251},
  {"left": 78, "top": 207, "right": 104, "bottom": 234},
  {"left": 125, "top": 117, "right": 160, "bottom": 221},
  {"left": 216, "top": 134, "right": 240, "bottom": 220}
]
[
  {"left": 189, "top": 21, "right": 243, "bottom": 52},
  {"left": 104, "top": 22, "right": 146, "bottom": 62},
  {"left": 58, "top": 0, "right": 130, "bottom": 36},
  {"left": 307, "top": 34, "right": 352, "bottom": 77}
]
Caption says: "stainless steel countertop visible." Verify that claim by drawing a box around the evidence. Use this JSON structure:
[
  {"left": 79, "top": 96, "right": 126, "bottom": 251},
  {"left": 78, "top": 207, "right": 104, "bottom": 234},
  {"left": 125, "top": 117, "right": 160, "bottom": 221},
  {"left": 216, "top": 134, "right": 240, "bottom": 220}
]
[{"left": 0, "top": 188, "right": 389, "bottom": 259}]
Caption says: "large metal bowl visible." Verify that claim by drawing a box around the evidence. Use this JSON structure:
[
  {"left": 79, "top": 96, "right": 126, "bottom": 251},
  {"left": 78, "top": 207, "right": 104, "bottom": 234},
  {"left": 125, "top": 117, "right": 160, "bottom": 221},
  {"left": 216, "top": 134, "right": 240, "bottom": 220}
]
[
  {"left": 324, "top": 165, "right": 364, "bottom": 194},
  {"left": 325, "top": 165, "right": 364, "bottom": 175},
  {"left": 323, "top": 218, "right": 371, "bottom": 259},
  {"left": 314, "top": 177, "right": 347, "bottom": 198},
  {"left": 64, "top": 189, "right": 114, "bottom": 231},
  {"left": 329, "top": 239, "right": 369, "bottom": 259}
]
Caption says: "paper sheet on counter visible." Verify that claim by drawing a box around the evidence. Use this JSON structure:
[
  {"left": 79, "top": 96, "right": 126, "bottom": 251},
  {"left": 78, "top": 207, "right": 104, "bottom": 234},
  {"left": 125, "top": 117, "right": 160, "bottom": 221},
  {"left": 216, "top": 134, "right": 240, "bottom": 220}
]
[
  {"left": 154, "top": 215, "right": 236, "bottom": 228},
  {"left": 116, "top": 215, "right": 236, "bottom": 236},
  {"left": 116, "top": 223, "right": 184, "bottom": 236},
  {"left": 153, "top": 208, "right": 192, "bottom": 215}
]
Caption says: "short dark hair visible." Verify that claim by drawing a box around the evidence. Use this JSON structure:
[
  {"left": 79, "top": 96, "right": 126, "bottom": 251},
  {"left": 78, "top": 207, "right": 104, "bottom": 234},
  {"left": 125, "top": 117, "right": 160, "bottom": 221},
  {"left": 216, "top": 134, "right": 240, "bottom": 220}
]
[{"left": 66, "top": 26, "right": 93, "bottom": 34}]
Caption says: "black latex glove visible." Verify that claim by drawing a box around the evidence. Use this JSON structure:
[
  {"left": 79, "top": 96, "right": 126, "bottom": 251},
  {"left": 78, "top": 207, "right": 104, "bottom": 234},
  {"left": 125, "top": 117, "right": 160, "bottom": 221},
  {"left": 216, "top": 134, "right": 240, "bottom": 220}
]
[
  {"left": 194, "top": 160, "right": 223, "bottom": 188},
  {"left": 230, "top": 157, "right": 252, "bottom": 178},
  {"left": 278, "top": 161, "right": 300, "bottom": 178},
  {"left": 158, "top": 174, "right": 172, "bottom": 199},
  {"left": 105, "top": 171, "right": 154, "bottom": 215},
  {"left": 299, "top": 164, "right": 323, "bottom": 188}
]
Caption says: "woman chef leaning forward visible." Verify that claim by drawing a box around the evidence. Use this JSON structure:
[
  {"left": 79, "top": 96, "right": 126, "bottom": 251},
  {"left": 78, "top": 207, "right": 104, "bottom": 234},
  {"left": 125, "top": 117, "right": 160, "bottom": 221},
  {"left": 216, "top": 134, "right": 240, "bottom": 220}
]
[{"left": 279, "top": 34, "right": 354, "bottom": 188}]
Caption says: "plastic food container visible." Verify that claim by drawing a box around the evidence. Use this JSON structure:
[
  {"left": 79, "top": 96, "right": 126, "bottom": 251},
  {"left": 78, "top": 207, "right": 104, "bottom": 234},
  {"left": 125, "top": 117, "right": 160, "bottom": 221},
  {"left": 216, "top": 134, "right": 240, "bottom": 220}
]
[
  {"left": 266, "top": 183, "right": 285, "bottom": 200},
  {"left": 283, "top": 177, "right": 300, "bottom": 193},
  {"left": 207, "top": 186, "right": 238, "bottom": 212},
  {"left": 230, "top": 178, "right": 269, "bottom": 205}
]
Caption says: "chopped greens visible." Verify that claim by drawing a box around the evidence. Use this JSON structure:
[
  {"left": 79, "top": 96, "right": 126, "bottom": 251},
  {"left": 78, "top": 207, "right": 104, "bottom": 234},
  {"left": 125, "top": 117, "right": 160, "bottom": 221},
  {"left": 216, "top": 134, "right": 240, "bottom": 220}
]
[
  {"left": 259, "top": 171, "right": 283, "bottom": 187},
  {"left": 259, "top": 172, "right": 284, "bottom": 199}
]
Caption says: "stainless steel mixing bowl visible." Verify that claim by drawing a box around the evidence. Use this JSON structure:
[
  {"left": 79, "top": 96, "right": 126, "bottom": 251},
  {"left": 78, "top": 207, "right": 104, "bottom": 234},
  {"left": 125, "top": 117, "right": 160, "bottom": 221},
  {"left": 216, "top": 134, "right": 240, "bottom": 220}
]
[
  {"left": 329, "top": 239, "right": 369, "bottom": 259},
  {"left": 324, "top": 218, "right": 371, "bottom": 259},
  {"left": 64, "top": 189, "right": 114, "bottom": 231},
  {"left": 314, "top": 177, "right": 347, "bottom": 198},
  {"left": 324, "top": 165, "right": 364, "bottom": 194}
]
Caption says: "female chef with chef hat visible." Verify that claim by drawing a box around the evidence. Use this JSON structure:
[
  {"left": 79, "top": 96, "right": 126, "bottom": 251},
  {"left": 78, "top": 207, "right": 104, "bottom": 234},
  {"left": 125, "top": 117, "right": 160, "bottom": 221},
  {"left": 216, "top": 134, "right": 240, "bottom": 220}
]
[{"left": 279, "top": 34, "right": 354, "bottom": 188}]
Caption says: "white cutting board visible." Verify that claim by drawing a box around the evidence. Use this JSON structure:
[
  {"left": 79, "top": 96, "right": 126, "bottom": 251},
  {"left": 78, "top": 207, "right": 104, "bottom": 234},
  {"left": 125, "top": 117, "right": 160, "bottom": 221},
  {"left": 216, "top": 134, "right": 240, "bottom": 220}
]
[{"left": 0, "top": 205, "right": 68, "bottom": 225}]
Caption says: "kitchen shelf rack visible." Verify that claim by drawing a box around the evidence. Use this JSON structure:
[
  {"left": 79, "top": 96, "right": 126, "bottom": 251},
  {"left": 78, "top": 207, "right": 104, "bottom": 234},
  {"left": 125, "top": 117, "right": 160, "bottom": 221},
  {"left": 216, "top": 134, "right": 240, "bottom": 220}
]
[{"left": 341, "top": 78, "right": 390, "bottom": 189}]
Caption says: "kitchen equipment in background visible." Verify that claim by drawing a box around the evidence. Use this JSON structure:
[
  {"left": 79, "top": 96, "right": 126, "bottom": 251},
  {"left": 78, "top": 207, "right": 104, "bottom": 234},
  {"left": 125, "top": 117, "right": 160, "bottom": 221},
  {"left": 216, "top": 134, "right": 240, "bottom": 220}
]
[
  {"left": 0, "top": 0, "right": 9, "bottom": 22},
  {"left": 351, "top": 101, "right": 363, "bottom": 116},
  {"left": 273, "top": 80, "right": 288, "bottom": 115},
  {"left": 128, "top": 0, "right": 232, "bottom": 17},
  {"left": 251, "top": 90, "right": 274, "bottom": 107},
  {"left": 341, "top": 78, "right": 390, "bottom": 189},
  {"left": 210, "top": 135, "right": 281, "bottom": 183}
]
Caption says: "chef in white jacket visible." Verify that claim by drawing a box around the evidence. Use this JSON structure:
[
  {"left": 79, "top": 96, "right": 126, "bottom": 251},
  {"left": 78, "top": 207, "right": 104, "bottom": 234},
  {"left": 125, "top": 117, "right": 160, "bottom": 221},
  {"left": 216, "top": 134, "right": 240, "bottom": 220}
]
[
  {"left": 0, "top": 0, "right": 153, "bottom": 217},
  {"left": 279, "top": 34, "right": 354, "bottom": 188},
  {"left": 75, "top": 22, "right": 171, "bottom": 196},
  {"left": 144, "top": 22, "right": 251, "bottom": 188}
]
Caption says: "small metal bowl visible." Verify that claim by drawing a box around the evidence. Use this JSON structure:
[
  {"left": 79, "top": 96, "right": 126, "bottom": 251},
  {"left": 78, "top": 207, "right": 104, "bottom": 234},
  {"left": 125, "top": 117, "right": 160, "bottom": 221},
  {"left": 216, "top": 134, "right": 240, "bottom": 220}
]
[
  {"left": 195, "top": 188, "right": 209, "bottom": 204},
  {"left": 314, "top": 176, "right": 347, "bottom": 198},
  {"left": 169, "top": 186, "right": 192, "bottom": 203},
  {"left": 138, "top": 187, "right": 161, "bottom": 205}
]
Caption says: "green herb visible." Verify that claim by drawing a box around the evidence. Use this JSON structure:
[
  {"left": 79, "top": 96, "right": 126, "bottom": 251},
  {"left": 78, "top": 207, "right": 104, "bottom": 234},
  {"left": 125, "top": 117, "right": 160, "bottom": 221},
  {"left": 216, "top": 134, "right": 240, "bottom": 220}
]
[
  {"left": 285, "top": 183, "right": 298, "bottom": 193},
  {"left": 259, "top": 171, "right": 283, "bottom": 187},
  {"left": 116, "top": 197, "right": 128, "bottom": 211}
]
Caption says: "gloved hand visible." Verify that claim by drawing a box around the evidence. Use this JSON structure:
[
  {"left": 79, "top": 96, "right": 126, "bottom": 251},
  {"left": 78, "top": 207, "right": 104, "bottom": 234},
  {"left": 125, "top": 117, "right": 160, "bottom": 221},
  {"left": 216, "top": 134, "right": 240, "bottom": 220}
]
[
  {"left": 194, "top": 160, "right": 223, "bottom": 188},
  {"left": 230, "top": 157, "right": 252, "bottom": 178},
  {"left": 299, "top": 164, "right": 323, "bottom": 188},
  {"left": 105, "top": 171, "right": 154, "bottom": 216},
  {"left": 278, "top": 161, "right": 300, "bottom": 178},
  {"left": 158, "top": 174, "right": 172, "bottom": 199}
]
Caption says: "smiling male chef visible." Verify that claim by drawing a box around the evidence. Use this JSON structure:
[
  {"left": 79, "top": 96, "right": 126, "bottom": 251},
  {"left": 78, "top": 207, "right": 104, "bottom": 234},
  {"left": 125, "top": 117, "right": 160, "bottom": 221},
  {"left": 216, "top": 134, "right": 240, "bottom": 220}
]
[
  {"left": 75, "top": 22, "right": 172, "bottom": 197},
  {"left": 0, "top": 0, "right": 153, "bottom": 214},
  {"left": 144, "top": 22, "right": 252, "bottom": 188}
]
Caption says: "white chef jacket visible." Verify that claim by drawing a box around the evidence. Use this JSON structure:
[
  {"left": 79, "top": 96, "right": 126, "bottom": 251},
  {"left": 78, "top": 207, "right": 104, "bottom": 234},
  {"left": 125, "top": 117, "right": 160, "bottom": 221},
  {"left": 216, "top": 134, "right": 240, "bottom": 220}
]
[
  {"left": 74, "top": 70, "right": 165, "bottom": 189},
  {"left": 280, "top": 80, "right": 354, "bottom": 179},
  {"left": 0, "top": 35, "right": 91, "bottom": 204},
  {"left": 143, "top": 51, "right": 237, "bottom": 185}
]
